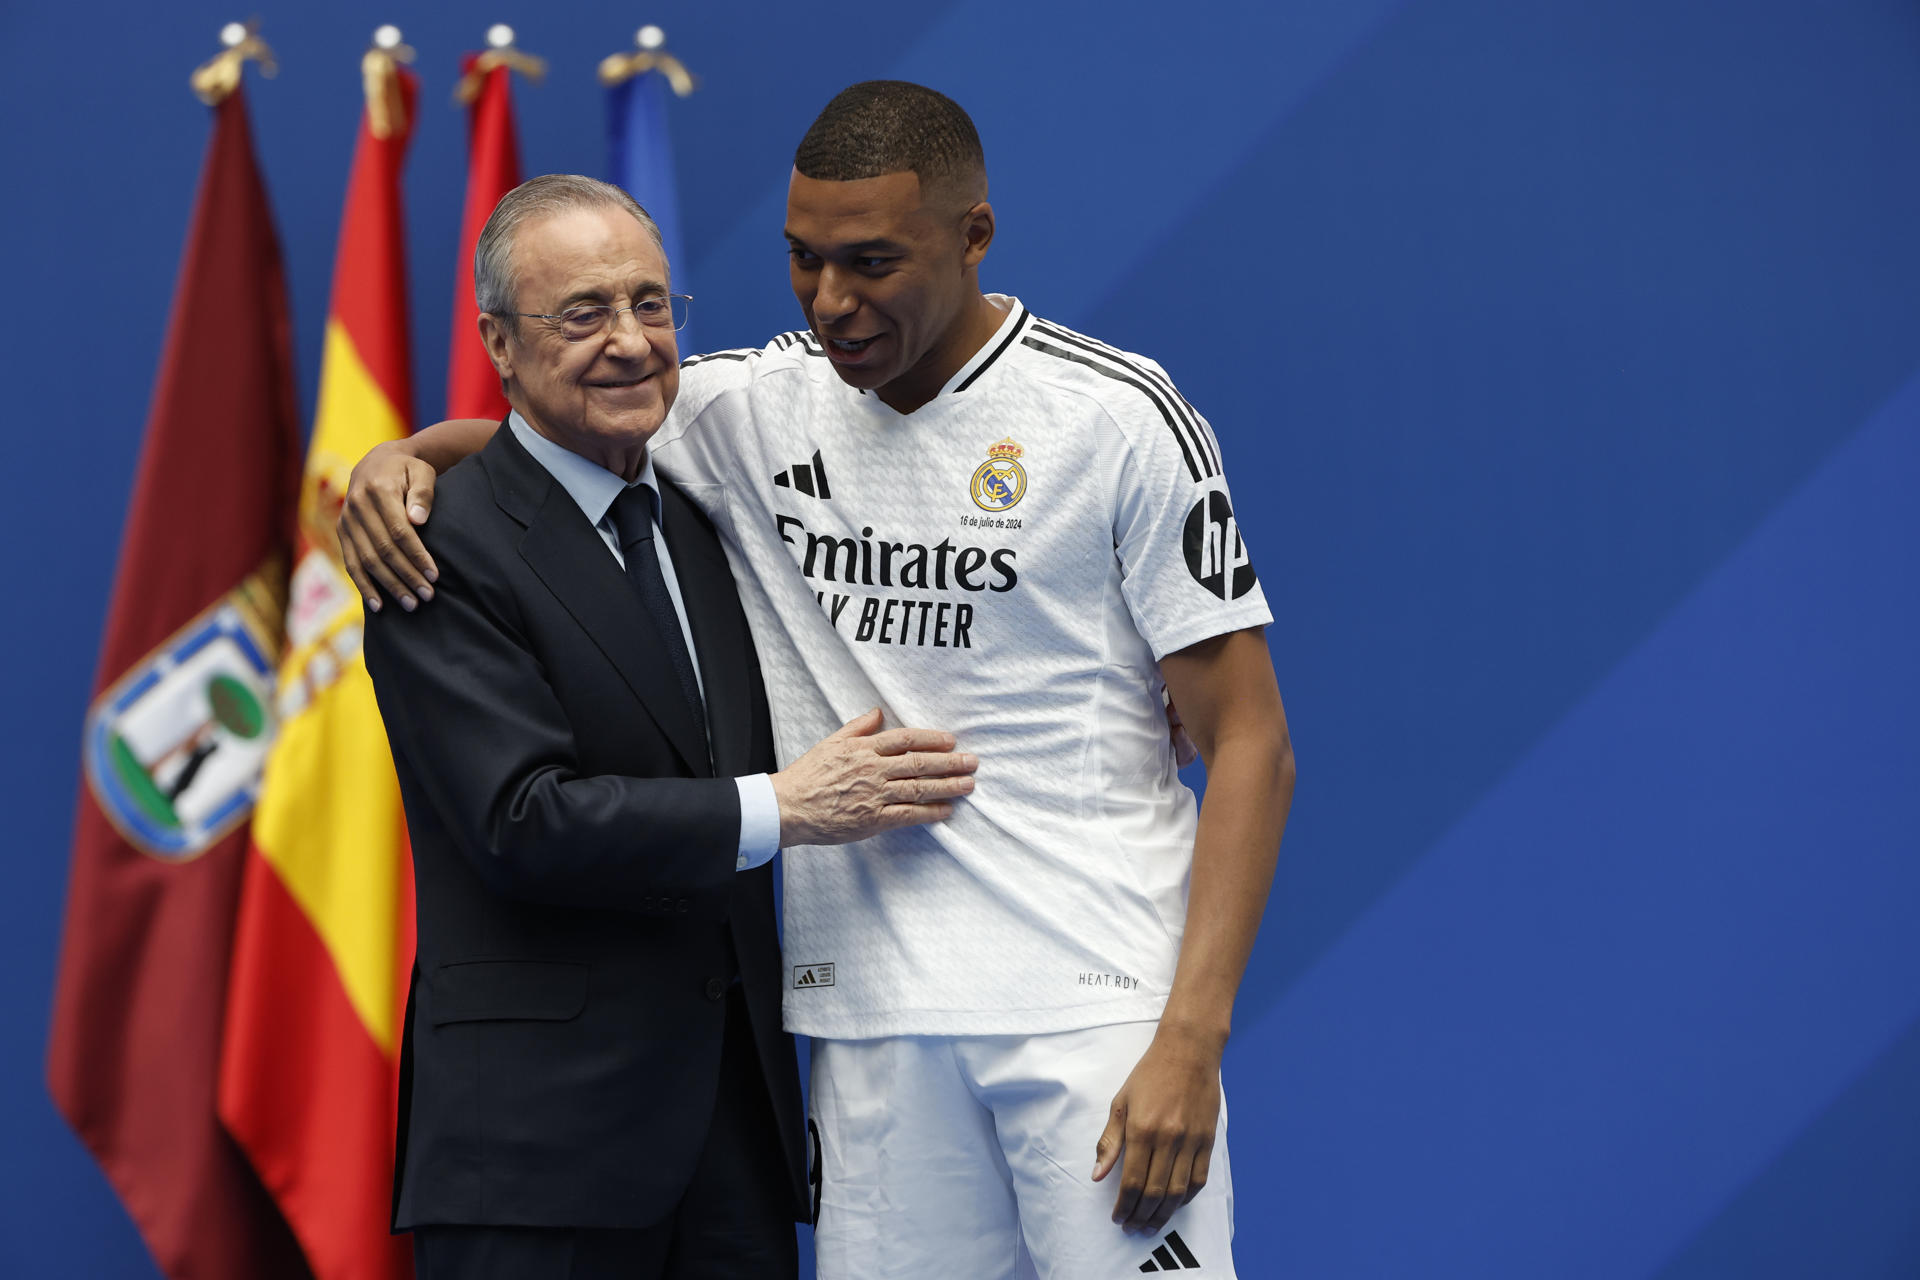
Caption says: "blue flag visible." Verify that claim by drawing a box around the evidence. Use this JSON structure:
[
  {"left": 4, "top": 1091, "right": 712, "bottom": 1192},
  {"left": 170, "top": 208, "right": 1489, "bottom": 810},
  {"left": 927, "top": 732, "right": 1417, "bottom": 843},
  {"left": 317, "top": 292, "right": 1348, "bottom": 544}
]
[{"left": 608, "top": 71, "right": 693, "bottom": 354}]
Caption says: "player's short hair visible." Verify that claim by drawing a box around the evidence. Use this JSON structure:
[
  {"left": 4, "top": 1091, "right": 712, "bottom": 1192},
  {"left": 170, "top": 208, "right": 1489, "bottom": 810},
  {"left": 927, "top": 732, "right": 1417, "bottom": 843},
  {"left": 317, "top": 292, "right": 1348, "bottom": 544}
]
[
  {"left": 793, "top": 81, "right": 985, "bottom": 201},
  {"left": 475, "top": 174, "right": 664, "bottom": 322}
]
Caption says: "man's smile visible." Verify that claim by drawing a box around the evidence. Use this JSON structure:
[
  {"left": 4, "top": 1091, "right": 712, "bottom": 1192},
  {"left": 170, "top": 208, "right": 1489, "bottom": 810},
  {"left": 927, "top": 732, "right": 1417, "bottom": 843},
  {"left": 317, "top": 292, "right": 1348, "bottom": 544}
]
[{"left": 822, "top": 334, "right": 883, "bottom": 366}]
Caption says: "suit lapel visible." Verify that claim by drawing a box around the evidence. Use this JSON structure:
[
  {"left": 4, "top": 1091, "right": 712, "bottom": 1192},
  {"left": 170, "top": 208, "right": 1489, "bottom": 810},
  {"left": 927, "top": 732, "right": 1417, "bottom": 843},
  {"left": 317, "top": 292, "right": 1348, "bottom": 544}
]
[
  {"left": 660, "top": 482, "right": 755, "bottom": 779},
  {"left": 484, "top": 426, "right": 710, "bottom": 775}
]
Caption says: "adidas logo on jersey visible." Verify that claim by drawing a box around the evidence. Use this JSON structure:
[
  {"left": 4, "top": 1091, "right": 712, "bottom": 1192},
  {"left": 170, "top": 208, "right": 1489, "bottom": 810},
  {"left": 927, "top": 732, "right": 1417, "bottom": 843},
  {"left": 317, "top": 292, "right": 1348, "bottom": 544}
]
[
  {"left": 1137, "top": 1230, "right": 1203, "bottom": 1272},
  {"left": 773, "top": 450, "right": 832, "bottom": 499},
  {"left": 793, "top": 962, "right": 835, "bottom": 988}
]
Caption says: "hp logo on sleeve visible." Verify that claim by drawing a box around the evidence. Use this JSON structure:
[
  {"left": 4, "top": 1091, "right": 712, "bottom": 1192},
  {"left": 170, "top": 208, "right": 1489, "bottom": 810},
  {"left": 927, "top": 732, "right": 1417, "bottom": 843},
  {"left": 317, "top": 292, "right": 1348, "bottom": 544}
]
[{"left": 1182, "top": 492, "right": 1257, "bottom": 600}]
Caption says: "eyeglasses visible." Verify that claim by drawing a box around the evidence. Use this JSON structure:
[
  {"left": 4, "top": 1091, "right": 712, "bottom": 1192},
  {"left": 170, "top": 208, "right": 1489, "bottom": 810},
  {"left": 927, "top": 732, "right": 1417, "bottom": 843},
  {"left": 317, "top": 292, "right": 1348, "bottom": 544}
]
[{"left": 515, "top": 294, "right": 693, "bottom": 341}]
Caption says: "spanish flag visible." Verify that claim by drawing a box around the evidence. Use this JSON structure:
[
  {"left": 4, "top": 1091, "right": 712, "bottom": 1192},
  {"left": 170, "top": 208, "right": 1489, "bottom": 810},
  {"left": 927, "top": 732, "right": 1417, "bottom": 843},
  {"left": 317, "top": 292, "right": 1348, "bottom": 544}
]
[
  {"left": 217, "top": 48, "right": 418, "bottom": 1280},
  {"left": 47, "top": 83, "right": 313, "bottom": 1280}
]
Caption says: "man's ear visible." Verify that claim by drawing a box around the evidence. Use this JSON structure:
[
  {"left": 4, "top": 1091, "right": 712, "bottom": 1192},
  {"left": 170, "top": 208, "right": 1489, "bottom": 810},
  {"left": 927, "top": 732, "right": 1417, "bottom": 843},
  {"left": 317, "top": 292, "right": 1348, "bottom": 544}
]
[
  {"left": 477, "top": 312, "right": 514, "bottom": 385},
  {"left": 960, "top": 200, "right": 995, "bottom": 269}
]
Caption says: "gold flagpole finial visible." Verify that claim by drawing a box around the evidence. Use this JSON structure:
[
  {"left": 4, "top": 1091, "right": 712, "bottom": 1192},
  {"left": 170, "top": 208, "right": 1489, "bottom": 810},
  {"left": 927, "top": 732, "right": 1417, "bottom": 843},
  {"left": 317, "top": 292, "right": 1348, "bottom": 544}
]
[
  {"left": 191, "top": 20, "right": 277, "bottom": 106},
  {"left": 454, "top": 24, "right": 547, "bottom": 105},
  {"left": 598, "top": 24, "right": 697, "bottom": 97},
  {"left": 362, "top": 25, "right": 416, "bottom": 140}
]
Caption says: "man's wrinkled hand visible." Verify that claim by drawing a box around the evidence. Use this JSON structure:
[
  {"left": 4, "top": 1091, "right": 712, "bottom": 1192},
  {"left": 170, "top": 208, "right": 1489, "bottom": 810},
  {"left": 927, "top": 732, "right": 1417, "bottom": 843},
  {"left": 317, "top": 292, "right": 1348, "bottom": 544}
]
[
  {"left": 772, "top": 709, "right": 978, "bottom": 846},
  {"left": 1091, "top": 1031, "right": 1222, "bottom": 1233},
  {"left": 339, "top": 440, "right": 439, "bottom": 613}
]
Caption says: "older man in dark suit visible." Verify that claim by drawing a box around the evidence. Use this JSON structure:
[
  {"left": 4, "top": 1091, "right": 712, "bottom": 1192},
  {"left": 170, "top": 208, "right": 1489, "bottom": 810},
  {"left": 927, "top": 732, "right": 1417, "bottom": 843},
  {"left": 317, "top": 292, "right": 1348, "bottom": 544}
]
[{"left": 362, "top": 174, "right": 977, "bottom": 1280}]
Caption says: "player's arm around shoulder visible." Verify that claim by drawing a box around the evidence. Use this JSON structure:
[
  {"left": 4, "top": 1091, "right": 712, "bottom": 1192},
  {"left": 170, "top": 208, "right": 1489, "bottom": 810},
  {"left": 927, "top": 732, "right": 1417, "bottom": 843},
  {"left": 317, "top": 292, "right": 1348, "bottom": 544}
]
[
  {"left": 338, "top": 418, "right": 499, "bottom": 612},
  {"left": 338, "top": 340, "right": 791, "bottom": 608}
]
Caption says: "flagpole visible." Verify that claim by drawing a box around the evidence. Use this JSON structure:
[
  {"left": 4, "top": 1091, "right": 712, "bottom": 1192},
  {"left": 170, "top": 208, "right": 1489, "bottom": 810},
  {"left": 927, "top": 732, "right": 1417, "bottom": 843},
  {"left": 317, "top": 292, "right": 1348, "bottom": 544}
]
[
  {"left": 598, "top": 23, "right": 697, "bottom": 97},
  {"left": 362, "top": 24, "right": 416, "bottom": 142},
  {"left": 453, "top": 23, "right": 546, "bottom": 104},
  {"left": 191, "top": 20, "right": 277, "bottom": 105}
]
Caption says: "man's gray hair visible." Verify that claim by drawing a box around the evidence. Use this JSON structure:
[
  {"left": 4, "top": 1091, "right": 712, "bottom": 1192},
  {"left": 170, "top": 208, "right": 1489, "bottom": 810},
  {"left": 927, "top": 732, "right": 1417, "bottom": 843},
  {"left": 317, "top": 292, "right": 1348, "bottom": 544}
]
[{"left": 474, "top": 174, "right": 665, "bottom": 319}]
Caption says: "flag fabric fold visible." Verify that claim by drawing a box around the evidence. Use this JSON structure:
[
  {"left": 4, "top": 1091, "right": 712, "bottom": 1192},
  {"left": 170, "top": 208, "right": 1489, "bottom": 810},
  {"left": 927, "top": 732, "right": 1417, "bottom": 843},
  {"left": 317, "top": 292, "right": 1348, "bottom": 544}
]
[
  {"left": 217, "top": 62, "right": 419, "bottom": 1280},
  {"left": 447, "top": 54, "right": 523, "bottom": 421},
  {"left": 608, "top": 67, "right": 694, "bottom": 353},
  {"left": 47, "top": 87, "right": 313, "bottom": 1280}
]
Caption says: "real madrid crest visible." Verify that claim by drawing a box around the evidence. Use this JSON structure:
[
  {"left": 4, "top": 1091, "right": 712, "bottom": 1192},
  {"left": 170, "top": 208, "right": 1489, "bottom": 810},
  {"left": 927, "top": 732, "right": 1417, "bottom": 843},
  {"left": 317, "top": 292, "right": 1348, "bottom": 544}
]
[{"left": 970, "top": 437, "right": 1027, "bottom": 512}]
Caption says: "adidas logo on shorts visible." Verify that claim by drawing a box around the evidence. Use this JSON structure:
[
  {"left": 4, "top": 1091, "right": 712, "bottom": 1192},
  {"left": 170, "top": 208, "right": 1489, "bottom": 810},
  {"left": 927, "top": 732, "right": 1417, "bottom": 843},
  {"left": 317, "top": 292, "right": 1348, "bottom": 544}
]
[
  {"left": 1137, "top": 1229, "right": 1203, "bottom": 1272},
  {"left": 793, "top": 962, "right": 835, "bottom": 988}
]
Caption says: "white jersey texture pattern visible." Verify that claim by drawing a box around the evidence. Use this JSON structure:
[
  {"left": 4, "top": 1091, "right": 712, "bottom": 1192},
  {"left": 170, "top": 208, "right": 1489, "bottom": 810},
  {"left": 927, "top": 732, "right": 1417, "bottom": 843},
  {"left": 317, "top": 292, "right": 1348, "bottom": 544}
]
[{"left": 652, "top": 298, "right": 1272, "bottom": 1038}]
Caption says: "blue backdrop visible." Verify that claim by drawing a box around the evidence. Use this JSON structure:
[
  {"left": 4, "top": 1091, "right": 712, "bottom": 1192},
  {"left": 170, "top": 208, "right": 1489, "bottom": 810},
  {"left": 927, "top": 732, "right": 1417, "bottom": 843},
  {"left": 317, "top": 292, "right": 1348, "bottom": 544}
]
[{"left": 5, "top": 1, "right": 1917, "bottom": 1276}]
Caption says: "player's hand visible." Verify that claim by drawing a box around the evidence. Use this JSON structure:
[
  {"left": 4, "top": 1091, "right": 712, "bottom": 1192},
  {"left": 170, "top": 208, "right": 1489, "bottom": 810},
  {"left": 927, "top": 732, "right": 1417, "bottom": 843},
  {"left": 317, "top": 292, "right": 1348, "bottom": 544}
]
[
  {"left": 772, "top": 708, "right": 978, "bottom": 846},
  {"left": 1091, "top": 1028, "right": 1222, "bottom": 1233},
  {"left": 1166, "top": 694, "right": 1199, "bottom": 768},
  {"left": 339, "top": 440, "right": 439, "bottom": 613}
]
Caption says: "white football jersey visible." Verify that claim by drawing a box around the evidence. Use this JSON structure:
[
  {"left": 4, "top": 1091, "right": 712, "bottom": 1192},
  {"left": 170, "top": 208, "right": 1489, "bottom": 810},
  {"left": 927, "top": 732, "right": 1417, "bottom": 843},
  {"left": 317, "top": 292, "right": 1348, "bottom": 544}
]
[{"left": 651, "top": 297, "right": 1272, "bottom": 1038}]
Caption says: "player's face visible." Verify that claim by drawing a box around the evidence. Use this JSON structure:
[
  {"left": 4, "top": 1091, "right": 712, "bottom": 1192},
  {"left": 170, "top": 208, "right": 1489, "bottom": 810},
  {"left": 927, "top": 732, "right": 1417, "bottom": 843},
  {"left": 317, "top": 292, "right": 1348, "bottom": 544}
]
[
  {"left": 786, "top": 169, "right": 982, "bottom": 407},
  {"left": 480, "top": 206, "right": 679, "bottom": 476}
]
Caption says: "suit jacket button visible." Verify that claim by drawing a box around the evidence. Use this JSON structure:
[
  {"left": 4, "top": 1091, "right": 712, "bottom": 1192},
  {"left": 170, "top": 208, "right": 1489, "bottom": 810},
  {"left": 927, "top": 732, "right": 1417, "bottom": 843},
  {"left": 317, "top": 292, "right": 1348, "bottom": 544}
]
[{"left": 704, "top": 977, "right": 727, "bottom": 1002}]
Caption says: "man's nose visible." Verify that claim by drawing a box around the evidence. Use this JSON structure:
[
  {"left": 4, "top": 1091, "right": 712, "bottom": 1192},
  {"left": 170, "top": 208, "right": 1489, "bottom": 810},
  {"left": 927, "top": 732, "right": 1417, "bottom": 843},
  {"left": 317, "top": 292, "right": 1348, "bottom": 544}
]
[
  {"left": 602, "top": 306, "right": 655, "bottom": 359},
  {"left": 812, "top": 265, "right": 857, "bottom": 323}
]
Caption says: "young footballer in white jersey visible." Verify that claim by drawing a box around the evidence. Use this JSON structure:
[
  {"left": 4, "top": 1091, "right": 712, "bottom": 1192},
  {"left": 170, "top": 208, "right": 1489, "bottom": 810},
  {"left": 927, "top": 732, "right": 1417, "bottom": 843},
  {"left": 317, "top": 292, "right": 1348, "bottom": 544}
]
[{"left": 342, "top": 82, "right": 1294, "bottom": 1280}]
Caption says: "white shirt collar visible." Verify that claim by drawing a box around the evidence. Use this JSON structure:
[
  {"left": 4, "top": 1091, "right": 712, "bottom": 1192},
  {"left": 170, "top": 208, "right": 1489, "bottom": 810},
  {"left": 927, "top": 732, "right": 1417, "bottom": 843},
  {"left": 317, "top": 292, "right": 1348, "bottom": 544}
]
[
  {"left": 846, "top": 295, "right": 1031, "bottom": 413},
  {"left": 934, "top": 294, "right": 1029, "bottom": 398},
  {"left": 507, "top": 411, "right": 659, "bottom": 528}
]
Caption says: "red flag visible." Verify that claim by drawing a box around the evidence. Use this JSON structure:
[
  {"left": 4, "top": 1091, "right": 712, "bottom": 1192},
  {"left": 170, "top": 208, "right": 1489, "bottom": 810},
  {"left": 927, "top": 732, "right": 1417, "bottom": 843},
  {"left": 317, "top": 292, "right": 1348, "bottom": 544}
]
[
  {"left": 47, "top": 88, "right": 312, "bottom": 1280},
  {"left": 447, "top": 54, "right": 522, "bottom": 420},
  {"left": 218, "top": 57, "right": 419, "bottom": 1280}
]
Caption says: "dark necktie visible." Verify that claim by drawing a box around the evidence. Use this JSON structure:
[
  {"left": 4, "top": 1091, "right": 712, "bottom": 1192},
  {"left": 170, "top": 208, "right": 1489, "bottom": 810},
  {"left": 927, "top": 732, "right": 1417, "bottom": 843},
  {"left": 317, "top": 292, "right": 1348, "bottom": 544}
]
[{"left": 610, "top": 482, "right": 706, "bottom": 729}]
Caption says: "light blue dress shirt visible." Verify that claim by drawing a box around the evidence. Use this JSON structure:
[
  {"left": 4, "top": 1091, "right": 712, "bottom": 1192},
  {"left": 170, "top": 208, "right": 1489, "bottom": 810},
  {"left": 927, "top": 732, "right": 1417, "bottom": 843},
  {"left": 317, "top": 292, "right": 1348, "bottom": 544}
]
[{"left": 507, "top": 414, "right": 781, "bottom": 870}]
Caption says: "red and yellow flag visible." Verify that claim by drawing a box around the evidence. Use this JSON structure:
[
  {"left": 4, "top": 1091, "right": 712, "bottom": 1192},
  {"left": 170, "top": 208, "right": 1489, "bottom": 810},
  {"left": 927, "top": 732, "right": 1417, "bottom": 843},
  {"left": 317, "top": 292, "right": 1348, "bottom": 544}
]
[
  {"left": 47, "top": 84, "right": 313, "bottom": 1280},
  {"left": 217, "top": 49, "right": 418, "bottom": 1280},
  {"left": 446, "top": 47, "right": 532, "bottom": 420}
]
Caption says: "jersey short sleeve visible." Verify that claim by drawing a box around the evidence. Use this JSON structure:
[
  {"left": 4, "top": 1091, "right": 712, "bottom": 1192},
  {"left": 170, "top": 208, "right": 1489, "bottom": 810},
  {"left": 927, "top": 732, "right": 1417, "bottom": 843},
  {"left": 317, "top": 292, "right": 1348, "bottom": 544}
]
[
  {"left": 649, "top": 344, "right": 773, "bottom": 488},
  {"left": 1104, "top": 361, "right": 1273, "bottom": 659}
]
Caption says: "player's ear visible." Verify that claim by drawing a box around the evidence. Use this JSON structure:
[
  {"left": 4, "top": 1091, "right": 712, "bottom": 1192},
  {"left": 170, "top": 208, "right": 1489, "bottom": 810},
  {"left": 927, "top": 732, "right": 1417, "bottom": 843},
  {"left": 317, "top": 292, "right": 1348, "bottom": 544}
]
[{"left": 961, "top": 200, "right": 995, "bottom": 268}]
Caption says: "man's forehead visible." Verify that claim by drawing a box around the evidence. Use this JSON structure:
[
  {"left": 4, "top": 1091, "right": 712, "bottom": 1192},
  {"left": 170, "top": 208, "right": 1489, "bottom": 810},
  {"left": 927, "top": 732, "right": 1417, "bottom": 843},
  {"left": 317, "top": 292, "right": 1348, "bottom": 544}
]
[
  {"left": 785, "top": 169, "right": 929, "bottom": 240},
  {"left": 515, "top": 208, "right": 669, "bottom": 294}
]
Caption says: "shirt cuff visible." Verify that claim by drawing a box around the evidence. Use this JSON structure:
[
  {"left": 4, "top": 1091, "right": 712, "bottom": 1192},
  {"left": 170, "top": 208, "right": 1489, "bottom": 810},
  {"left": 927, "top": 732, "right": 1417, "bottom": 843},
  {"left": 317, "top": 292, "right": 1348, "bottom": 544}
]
[{"left": 734, "top": 773, "right": 781, "bottom": 871}]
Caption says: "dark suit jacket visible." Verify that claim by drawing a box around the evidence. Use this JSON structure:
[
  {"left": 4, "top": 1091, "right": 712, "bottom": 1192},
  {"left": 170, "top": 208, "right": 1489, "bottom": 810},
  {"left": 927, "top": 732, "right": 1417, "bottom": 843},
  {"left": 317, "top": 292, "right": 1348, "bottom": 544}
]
[{"left": 363, "top": 422, "right": 806, "bottom": 1231}]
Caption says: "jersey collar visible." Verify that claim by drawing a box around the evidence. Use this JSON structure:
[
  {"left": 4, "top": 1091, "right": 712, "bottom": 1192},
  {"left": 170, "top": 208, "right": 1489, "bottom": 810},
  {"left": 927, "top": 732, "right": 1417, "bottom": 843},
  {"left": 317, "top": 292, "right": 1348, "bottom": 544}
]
[
  {"left": 936, "top": 294, "right": 1031, "bottom": 399},
  {"left": 845, "top": 296, "right": 1031, "bottom": 416}
]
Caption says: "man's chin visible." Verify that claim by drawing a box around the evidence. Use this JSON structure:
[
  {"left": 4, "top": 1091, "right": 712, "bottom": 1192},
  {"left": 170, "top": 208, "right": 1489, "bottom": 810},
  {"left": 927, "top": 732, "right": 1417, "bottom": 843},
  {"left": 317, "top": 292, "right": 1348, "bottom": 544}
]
[{"left": 587, "top": 400, "right": 668, "bottom": 443}]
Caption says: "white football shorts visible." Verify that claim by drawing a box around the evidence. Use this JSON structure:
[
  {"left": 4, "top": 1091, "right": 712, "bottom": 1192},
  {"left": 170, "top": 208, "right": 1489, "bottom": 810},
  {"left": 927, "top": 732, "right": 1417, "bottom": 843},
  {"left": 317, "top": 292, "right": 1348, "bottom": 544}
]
[{"left": 808, "top": 1021, "right": 1235, "bottom": 1279}]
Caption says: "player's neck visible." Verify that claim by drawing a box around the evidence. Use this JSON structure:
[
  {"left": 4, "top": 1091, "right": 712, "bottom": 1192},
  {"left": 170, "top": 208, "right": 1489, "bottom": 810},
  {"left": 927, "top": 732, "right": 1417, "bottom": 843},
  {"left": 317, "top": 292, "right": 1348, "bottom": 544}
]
[{"left": 877, "top": 292, "right": 1009, "bottom": 415}]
